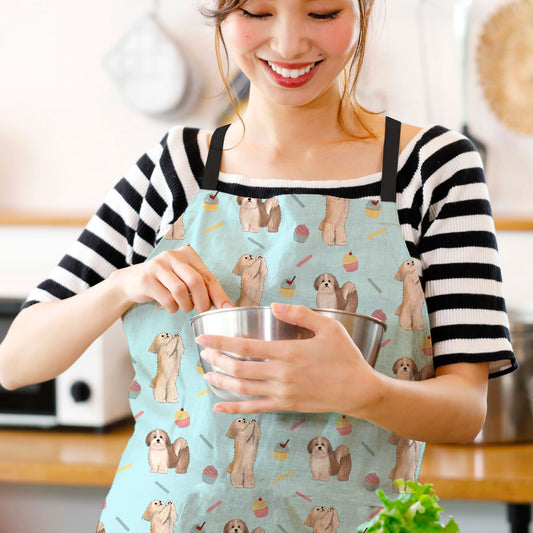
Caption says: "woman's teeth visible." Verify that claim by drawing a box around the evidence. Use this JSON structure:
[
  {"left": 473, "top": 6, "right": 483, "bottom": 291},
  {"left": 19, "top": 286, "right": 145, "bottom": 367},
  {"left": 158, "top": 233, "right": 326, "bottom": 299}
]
[{"left": 267, "top": 61, "right": 316, "bottom": 78}]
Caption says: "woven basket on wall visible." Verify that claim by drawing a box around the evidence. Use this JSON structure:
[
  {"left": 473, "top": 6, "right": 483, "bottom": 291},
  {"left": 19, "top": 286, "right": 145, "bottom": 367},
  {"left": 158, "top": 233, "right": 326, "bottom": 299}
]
[{"left": 477, "top": 0, "right": 533, "bottom": 135}]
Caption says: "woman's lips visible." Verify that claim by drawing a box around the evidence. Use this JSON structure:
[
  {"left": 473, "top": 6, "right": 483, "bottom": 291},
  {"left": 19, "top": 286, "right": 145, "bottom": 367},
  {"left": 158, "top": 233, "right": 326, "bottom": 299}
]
[{"left": 261, "top": 59, "right": 322, "bottom": 88}]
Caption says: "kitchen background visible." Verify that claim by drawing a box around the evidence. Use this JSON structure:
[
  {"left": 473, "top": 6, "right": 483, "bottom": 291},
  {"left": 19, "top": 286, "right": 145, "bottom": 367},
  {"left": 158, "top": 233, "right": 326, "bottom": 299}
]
[{"left": 0, "top": 0, "right": 532, "bottom": 532}]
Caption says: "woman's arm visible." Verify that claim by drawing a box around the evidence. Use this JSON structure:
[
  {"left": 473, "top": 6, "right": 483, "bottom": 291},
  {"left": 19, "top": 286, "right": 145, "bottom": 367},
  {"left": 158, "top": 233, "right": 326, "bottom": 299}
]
[
  {"left": 358, "top": 360, "right": 489, "bottom": 443},
  {"left": 0, "top": 246, "right": 233, "bottom": 390},
  {"left": 196, "top": 303, "right": 488, "bottom": 444},
  {"left": 0, "top": 274, "right": 129, "bottom": 390}
]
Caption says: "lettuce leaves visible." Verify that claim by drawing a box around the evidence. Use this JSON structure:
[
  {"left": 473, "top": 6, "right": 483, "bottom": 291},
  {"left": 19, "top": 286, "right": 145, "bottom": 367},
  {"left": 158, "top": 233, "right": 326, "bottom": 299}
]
[{"left": 364, "top": 480, "right": 460, "bottom": 533}]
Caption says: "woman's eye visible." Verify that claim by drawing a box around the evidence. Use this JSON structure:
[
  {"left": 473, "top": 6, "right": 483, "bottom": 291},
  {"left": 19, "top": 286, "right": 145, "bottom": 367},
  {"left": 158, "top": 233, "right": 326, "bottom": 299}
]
[
  {"left": 239, "top": 8, "right": 272, "bottom": 19},
  {"left": 309, "top": 10, "right": 342, "bottom": 20}
]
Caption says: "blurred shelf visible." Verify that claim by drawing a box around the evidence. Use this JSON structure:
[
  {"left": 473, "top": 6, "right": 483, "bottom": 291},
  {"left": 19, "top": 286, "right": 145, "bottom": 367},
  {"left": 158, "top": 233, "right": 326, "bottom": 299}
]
[
  {"left": 0, "top": 211, "right": 90, "bottom": 227},
  {"left": 0, "top": 211, "right": 532, "bottom": 231}
]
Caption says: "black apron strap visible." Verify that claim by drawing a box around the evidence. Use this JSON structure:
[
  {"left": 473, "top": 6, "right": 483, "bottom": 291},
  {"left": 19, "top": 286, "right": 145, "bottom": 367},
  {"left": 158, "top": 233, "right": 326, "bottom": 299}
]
[
  {"left": 202, "top": 123, "right": 231, "bottom": 190},
  {"left": 380, "top": 116, "right": 402, "bottom": 202}
]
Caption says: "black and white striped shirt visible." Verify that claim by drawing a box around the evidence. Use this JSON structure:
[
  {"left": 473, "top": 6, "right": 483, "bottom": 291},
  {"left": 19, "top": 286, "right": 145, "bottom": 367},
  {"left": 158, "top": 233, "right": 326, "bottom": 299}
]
[{"left": 24, "top": 124, "right": 517, "bottom": 378}]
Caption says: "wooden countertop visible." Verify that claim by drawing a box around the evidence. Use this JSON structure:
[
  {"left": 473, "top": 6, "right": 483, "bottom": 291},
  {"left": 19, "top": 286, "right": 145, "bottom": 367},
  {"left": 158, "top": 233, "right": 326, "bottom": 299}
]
[{"left": 0, "top": 422, "right": 532, "bottom": 502}]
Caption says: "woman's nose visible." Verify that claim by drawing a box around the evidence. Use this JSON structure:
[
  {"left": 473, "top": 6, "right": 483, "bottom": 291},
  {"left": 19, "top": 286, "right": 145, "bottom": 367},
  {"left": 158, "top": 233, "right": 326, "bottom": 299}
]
[{"left": 270, "top": 18, "right": 311, "bottom": 59}]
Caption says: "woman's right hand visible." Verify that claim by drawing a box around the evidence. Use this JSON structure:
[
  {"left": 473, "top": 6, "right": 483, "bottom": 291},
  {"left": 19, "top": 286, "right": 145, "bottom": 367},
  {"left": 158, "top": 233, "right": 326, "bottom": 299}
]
[{"left": 110, "top": 245, "right": 233, "bottom": 314}]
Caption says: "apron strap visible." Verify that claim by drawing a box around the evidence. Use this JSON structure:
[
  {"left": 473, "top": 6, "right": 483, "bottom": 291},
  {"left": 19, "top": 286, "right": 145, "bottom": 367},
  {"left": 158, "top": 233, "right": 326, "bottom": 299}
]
[
  {"left": 202, "top": 123, "right": 231, "bottom": 190},
  {"left": 380, "top": 116, "right": 402, "bottom": 202}
]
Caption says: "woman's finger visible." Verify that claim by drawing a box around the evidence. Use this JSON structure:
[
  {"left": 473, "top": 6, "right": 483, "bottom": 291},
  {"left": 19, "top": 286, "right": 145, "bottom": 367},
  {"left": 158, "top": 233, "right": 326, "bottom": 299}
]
[
  {"left": 168, "top": 261, "right": 211, "bottom": 313},
  {"left": 200, "top": 348, "right": 276, "bottom": 381},
  {"left": 195, "top": 334, "right": 293, "bottom": 361},
  {"left": 270, "top": 303, "right": 326, "bottom": 334},
  {"left": 203, "top": 371, "right": 273, "bottom": 401},
  {"left": 212, "top": 396, "right": 279, "bottom": 415},
  {"left": 155, "top": 267, "right": 194, "bottom": 312},
  {"left": 145, "top": 276, "right": 180, "bottom": 314},
  {"left": 184, "top": 246, "right": 234, "bottom": 309}
]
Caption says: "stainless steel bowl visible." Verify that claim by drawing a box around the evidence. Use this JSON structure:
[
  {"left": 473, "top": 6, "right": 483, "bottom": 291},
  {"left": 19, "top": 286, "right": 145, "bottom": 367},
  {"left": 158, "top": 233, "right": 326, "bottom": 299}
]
[{"left": 190, "top": 306, "right": 386, "bottom": 402}]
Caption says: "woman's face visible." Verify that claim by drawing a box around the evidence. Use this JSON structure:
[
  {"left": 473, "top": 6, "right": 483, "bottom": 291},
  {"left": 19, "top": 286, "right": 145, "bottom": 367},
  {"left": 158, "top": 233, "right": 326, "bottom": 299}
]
[{"left": 222, "top": 0, "right": 359, "bottom": 108}]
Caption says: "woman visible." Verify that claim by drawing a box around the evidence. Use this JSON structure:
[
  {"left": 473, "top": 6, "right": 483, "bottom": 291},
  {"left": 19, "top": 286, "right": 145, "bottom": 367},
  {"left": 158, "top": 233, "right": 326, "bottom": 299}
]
[{"left": 0, "top": 1, "right": 516, "bottom": 531}]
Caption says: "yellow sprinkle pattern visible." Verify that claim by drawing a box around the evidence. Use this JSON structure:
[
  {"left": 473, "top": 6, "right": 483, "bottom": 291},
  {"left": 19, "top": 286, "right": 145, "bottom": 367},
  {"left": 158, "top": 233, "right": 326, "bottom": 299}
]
[
  {"left": 366, "top": 227, "right": 386, "bottom": 239},
  {"left": 204, "top": 222, "right": 224, "bottom": 233},
  {"left": 275, "top": 470, "right": 295, "bottom": 482}
]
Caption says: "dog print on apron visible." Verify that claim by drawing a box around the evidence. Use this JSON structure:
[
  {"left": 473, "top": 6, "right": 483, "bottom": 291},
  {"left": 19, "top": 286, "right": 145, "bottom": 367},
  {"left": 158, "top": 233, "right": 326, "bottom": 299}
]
[{"left": 96, "top": 118, "right": 434, "bottom": 533}]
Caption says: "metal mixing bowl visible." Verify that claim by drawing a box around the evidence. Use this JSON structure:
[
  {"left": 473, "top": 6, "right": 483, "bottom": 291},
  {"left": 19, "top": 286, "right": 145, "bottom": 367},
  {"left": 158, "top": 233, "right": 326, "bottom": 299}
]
[{"left": 190, "top": 306, "right": 386, "bottom": 402}]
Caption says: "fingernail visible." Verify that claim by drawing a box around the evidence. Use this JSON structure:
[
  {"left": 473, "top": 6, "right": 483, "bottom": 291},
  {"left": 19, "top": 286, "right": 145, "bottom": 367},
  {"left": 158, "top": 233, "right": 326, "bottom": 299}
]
[
  {"left": 271, "top": 302, "right": 289, "bottom": 314},
  {"left": 222, "top": 302, "right": 233, "bottom": 309},
  {"left": 196, "top": 335, "right": 209, "bottom": 347}
]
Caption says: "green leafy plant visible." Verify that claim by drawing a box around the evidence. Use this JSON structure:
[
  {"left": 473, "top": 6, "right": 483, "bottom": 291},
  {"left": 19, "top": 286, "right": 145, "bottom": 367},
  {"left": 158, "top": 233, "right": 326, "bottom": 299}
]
[{"left": 363, "top": 480, "right": 460, "bottom": 532}]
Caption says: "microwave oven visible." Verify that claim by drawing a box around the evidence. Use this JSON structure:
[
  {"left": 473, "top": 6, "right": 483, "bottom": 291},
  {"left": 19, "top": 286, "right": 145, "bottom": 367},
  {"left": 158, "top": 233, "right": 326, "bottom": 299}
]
[{"left": 0, "top": 298, "right": 134, "bottom": 429}]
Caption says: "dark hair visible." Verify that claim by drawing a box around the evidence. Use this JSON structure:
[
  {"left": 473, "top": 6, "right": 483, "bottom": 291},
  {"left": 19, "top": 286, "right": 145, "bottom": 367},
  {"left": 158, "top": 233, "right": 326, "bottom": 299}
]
[{"left": 201, "top": 0, "right": 376, "bottom": 138}]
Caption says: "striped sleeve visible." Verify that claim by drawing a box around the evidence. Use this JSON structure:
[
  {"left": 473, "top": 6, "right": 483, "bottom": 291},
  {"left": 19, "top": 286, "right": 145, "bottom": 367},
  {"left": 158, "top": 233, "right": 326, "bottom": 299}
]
[
  {"left": 397, "top": 127, "right": 516, "bottom": 378},
  {"left": 23, "top": 126, "right": 204, "bottom": 308}
]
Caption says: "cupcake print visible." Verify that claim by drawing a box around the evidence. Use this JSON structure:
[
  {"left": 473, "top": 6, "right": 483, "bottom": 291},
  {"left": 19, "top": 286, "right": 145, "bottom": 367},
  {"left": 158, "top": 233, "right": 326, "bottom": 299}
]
[
  {"left": 293, "top": 224, "right": 309, "bottom": 243},
  {"left": 371, "top": 309, "right": 386, "bottom": 323},
  {"left": 421, "top": 335, "right": 433, "bottom": 356},
  {"left": 365, "top": 200, "right": 381, "bottom": 218},
  {"left": 174, "top": 408, "right": 190, "bottom": 428},
  {"left": 336, "top": 415, "right": 352, "bottom": 435},
  {"left": 128, "top": 379, "right": 141, "bottom": 399},
  {"left": 252, "top": 497, "right": 268, "bottom": 518},
  {"left": 280, "top": 276, "right": 296, "bottom": 297},
  {"left": 273, "top": 439, "right": 290, "bottom": 460},
  {"left": 343, "top": 252, "right": 359, "bottom": 272},
  {"left": 363, "top": 472, "right": 380, "bottom": 491},
  {"left": 202, "top": 465, "right": 218, "bottom": 484},
  {"left": 203, "top": 192, "right": 219, "bottom": 212}
]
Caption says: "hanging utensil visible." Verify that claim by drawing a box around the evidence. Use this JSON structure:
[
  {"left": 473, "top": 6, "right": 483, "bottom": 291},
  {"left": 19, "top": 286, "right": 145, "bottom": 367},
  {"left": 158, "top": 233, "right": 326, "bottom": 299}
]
[
  {"left": 103, "top": 0, "right": 202, "bottom": 117},
  {"left": 455, "top": 0, "right": 487, "bottom": 166}
]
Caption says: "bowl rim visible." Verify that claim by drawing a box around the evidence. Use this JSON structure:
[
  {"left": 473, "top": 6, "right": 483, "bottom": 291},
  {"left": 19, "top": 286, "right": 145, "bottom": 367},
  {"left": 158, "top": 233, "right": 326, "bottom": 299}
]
[{"left": 190, "top": 305, "right": 387, "bottom": 331}]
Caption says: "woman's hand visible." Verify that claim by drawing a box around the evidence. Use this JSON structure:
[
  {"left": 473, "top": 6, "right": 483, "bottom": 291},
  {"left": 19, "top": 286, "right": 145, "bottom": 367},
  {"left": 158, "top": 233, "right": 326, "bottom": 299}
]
[
  {"left": 197, "top": 303, "right": 378, "bottom": 415},
  {"left": 110, "top": 245, "right": 233, "bottom": 314}
]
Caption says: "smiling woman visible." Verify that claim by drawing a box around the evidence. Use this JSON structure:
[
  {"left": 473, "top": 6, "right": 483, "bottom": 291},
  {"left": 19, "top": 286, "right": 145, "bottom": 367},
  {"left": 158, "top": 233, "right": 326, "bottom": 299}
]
[
  {"left": 202, "top": 0, "right": 375, "bottom": 135},
  {"left": 0, "top": 0, "right": 517, "bottom": 531}
]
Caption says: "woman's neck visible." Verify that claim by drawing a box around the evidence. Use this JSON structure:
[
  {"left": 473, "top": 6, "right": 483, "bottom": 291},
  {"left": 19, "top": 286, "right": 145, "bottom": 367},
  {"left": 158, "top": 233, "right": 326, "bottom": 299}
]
[{"left": 231, "top": 86, "right": 369, "bottom": 156}]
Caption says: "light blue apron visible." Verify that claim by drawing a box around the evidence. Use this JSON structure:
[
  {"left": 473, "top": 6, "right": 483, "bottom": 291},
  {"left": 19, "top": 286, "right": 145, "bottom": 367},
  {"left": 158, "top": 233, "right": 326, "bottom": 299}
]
[{"left": 97, "top": 117, "right": 434, "bottom": 533}]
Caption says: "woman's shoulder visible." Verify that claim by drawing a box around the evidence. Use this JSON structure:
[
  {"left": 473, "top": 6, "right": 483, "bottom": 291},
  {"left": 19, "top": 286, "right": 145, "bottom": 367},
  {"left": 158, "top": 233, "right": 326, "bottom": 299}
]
[
  {"left": 401, "top": 121, "right": 479, "bottom": 152},
  {"left": 162, "top": 124, "right": 211, "bottom": 176},
  {"left": 165, "top": 124, "right": 209, "bottom": 150},
  {"left": 398, "top": 121, "right": 483, "bottom": 169}
]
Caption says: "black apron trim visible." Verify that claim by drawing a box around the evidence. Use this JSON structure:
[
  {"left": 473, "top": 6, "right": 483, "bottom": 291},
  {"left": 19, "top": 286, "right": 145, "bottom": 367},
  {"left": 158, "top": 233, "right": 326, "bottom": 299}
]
[
  {"left": 380, "top": 116, "right": 402, "bottom": 202},
  {"left": 201, "top": 117, "right": 402, "bottom": 199},
  {"left": 202, "top": 123, "right": 231, "bottom": 190}
]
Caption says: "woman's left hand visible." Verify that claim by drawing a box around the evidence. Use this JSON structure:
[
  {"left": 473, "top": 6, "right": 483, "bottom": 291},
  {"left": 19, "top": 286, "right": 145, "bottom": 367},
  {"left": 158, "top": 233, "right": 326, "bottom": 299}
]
[{"left": 196, "top": 303, "right": 379, "bottom": 415}]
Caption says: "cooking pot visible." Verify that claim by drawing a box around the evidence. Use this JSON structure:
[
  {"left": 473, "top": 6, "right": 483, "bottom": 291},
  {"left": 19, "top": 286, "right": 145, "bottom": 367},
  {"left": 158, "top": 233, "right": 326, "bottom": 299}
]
[{"left": 475, "top": 306, "right": 533, "bottom": 443}]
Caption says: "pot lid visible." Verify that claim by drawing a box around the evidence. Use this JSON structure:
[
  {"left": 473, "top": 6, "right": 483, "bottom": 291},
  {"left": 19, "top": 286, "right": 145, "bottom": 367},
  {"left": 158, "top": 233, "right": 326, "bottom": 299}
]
[{"left": 477, "top": 0, "right": 533, "bottom": 135}]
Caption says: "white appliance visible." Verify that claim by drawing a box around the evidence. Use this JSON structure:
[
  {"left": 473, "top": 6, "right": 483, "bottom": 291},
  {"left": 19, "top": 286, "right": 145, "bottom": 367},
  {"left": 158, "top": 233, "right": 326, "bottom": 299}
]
[
  {"left": 0, "top": 298, "right": 133, "bottom": 429},
  {"left": 0, "top": 225, "right": 134, "bottom": 429}
]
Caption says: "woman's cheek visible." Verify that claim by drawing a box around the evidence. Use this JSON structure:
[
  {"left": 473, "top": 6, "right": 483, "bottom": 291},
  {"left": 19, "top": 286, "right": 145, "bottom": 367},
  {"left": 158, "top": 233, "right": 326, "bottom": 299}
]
[
  {"left": 321, "top": 22, "right": 359, "bottom": 56},
  {"left": 223, "top": 18, "right": 261, "bottom": 53}
]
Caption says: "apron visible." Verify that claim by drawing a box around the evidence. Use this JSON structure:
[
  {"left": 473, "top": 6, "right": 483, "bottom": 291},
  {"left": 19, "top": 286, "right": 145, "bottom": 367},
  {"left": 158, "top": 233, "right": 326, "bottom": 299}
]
[{"left": 97, "top": 117, "right": 434, "bottom": 533}]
